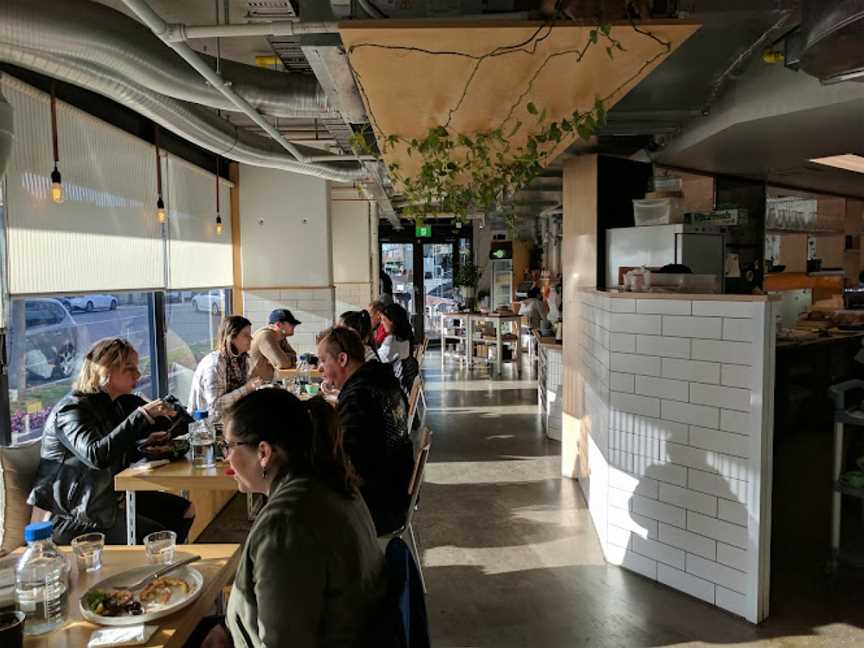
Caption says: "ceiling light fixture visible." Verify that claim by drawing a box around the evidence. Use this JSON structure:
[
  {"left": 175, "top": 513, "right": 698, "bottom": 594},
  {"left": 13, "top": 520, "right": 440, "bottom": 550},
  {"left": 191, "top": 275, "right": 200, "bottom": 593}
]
[
  {"left": 215, "top": 155, "right": 223, "bottom": 236},
  {"left": 810, "top": 154, "right": 864, "bottom": 174},
  {"left": 155, "top": 125, "right": 166, "bottom": 223},
  {"left": 49, "top": 81, "right": 63, "bottom": 204}
]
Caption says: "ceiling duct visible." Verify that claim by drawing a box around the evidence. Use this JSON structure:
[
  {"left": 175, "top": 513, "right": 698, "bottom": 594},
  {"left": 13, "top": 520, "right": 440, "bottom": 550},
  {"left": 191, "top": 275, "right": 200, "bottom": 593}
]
[{"left": 798, "top": 0, "right": 864, "bottom": 84}]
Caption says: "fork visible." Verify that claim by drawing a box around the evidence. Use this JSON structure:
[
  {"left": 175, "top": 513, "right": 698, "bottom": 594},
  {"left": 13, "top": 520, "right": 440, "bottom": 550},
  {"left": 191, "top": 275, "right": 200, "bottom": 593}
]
[{"left": 113, "top": 554, "right": 201, "bottom": 591}]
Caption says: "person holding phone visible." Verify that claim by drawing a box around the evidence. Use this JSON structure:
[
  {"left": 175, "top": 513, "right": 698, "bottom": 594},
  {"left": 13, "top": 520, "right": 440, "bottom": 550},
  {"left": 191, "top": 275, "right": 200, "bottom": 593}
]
[{"left": 28, "top": 337, "right": 195, "bottom": 545}]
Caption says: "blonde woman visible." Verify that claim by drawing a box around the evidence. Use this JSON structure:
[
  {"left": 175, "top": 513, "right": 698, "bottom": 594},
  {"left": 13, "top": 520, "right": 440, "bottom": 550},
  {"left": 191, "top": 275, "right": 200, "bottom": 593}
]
[
  {"left": 28, "top": 337, "right": 195, "bottom": 545},
  {"left": 188, "top": 315, "right": 263, "bottom": 423}
]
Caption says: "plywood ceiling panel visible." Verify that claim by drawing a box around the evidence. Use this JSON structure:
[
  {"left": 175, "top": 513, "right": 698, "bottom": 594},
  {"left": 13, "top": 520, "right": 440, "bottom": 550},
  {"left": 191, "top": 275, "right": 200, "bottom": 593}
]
[{"left": 340, "top": 20, "right": 699, "bottom": 178}]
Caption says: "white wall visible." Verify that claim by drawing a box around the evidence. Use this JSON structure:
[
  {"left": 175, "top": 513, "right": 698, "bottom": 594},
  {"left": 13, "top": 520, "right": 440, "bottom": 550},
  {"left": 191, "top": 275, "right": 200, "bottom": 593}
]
[
  {"left": 331, "top": 199, "right": 374, "bottom": 314},
  {"left": 238, "top": 165, "right": 331, "bottom": 288},
  {"left": 566, "top": 291, "right": 776, "bottom": 623},
  {"left": 237, "top": 165, "right": 334, "bottom": 354}
]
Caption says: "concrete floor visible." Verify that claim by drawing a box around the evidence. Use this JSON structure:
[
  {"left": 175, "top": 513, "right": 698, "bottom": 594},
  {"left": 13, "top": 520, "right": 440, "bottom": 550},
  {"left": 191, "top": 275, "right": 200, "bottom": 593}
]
[{"left": 418, "top": 352, "right": 864, "bottom": 648}]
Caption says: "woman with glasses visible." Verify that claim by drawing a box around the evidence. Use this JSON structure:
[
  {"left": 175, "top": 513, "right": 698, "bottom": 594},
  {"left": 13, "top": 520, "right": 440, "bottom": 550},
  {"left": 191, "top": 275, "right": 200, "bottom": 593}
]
[
  {"left": 188, "top": 315, "right": 264, "bottom": 423},
  {"left": 200, "top": 389, "right": 385, "bottom": 648},
  {"left": 28, "top": 337, "right": 195, "bottom": 544}
]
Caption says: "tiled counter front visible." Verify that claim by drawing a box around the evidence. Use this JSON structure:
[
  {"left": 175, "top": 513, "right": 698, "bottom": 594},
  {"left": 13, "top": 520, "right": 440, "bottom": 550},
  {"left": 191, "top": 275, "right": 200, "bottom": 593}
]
[
  {"left": 538, "top": 343, "right": 563, "bottom": 441},
  {"left": 564, "top": 291, "right": 776, "bottom": 623}
]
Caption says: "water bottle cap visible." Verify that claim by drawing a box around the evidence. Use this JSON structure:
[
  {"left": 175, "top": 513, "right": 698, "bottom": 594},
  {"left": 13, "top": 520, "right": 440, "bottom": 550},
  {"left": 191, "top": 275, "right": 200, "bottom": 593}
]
[
  {"left": 192, "top": 410, "right": 209, "bottom": 421},
  {"left": 24, "top": 521, "right": 53, "bottom": 542}
]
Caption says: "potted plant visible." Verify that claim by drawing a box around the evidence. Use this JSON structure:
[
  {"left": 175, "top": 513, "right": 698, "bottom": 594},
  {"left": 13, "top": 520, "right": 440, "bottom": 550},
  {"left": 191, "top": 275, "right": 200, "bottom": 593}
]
[{"left": 455, "top": 262, "right": 483, "bottom": 312}]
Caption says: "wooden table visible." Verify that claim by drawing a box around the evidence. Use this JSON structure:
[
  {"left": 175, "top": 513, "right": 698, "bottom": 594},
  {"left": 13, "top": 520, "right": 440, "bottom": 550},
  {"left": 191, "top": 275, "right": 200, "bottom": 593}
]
[
  {"left": 274, "top": 367, "right": 324, "bottom": 380},
  {"left": 115, "top": 461, "right": 237, "bottom": 545},
  {"left": 20, "top": 544, "right": 240, "bottom": 648}
]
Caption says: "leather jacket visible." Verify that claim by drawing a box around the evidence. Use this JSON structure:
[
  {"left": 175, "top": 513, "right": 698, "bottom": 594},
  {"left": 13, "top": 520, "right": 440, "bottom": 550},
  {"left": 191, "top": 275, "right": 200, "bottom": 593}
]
[{"left": 27, "top": 391, "right": 177, "bottom": 542}]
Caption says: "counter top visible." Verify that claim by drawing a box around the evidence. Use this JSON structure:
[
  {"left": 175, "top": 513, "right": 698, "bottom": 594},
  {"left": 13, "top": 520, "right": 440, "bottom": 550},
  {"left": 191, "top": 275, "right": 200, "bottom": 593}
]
[
  {"left": 593, "top": 289, "right": 779, "bottom": 302},
  {"left": 777, "top": 330, "right": 864, "bottom": 350}
]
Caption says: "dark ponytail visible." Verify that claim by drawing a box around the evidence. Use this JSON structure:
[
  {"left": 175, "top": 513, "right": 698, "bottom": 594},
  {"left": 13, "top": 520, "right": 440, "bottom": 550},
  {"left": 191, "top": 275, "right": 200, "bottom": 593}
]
[
  {"left": 339, "top": 310, "right": 373, "bottom": 346},
  {"left": 224, "top": 389, "right": 359, "bottom": 497}
]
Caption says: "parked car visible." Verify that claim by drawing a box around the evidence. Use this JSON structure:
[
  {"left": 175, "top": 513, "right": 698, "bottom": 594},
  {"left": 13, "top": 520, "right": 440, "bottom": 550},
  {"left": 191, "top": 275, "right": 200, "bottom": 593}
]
[
  {"left": 191, "top": 293, "right": 223, "bottom": 315},
  {"left": 8, "top": 298, "right": 86, "bottom": 386},
  {"left": 66, "top": 293, "right": 118, "bottom": 312}
]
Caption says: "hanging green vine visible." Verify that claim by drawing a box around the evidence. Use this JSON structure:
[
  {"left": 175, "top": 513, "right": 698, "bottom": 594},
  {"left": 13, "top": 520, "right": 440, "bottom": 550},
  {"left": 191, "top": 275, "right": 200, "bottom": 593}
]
[{"left": 348, "top": 22, "right": 671, "bottom": 228}]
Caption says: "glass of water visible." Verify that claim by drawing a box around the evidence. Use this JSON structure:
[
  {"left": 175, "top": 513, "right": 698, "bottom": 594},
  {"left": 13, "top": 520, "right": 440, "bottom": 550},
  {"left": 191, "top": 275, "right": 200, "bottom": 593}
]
[
  {"left": 143, "top": 531, "right": 176, "bottom": 565},
  {"left": 71, "top": 532, "right": 105, "bottom": 572}
]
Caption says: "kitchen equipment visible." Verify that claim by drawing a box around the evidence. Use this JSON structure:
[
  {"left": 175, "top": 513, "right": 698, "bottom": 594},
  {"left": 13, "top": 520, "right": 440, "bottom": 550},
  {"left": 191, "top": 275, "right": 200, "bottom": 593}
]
[
  {"left": 843, "top": 287, "right": 864, "bottom": 310},
  {"left": 632, "top": 198, "right": 683, "bottom": 226},
  {"left": 807, "top": 258, "right": 822, "bottom": 273},
  {"left": 606, "top": 224, "right": 724, "bottom": 292}
]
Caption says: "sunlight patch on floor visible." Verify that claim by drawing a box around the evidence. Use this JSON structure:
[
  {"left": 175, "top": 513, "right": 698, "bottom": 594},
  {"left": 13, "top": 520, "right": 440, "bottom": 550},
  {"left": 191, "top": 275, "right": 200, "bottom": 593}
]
[
  {"left": 421, "top": 535, "right": 607, "bottom": 575},
  {"left": 425, "top": 457, "right": 560, "bottom": 485}
]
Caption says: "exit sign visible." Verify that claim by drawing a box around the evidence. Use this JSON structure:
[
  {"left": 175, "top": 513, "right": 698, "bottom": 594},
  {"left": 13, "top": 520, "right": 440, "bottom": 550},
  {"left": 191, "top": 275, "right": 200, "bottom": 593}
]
[{"left": 416, "top": 224, "right": 432, "bottom": 237}]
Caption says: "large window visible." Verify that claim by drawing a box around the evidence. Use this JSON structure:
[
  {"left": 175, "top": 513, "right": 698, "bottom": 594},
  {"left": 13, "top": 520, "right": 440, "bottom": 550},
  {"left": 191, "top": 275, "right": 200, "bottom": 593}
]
[
  {"left": 165, "top": 289, "right": 229, "bottom": 406},
  {"left": 6, "top": 291, "right": 155, "bottom": 444}
]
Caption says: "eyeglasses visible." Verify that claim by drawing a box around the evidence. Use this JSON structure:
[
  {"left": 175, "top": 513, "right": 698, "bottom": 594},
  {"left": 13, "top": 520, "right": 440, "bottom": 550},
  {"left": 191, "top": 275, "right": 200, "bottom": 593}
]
[{"left": 217, "top": 439, "right": 256, "bottom": 455}]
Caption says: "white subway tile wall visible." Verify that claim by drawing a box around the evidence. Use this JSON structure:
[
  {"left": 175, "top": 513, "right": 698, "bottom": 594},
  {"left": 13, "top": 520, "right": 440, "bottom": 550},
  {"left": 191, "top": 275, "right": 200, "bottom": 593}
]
[{"left": 567, "top": 293, "right": 770, "bottom": 622}]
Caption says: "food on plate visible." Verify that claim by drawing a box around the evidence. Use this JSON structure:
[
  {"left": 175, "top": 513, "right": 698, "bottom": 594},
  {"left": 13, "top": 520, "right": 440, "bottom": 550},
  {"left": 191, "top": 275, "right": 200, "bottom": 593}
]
[
  {"left": 83, "top": 576, "right": 190, "bottom": 616},
  {"left": 83, "top": 589, "right": 143, "bottom": 616},
  {"left": 140, "top": 438, "right": 190, "bottom": 460},
  {"left": 140, "top": 576, "right": 191, "bottom": 605}
]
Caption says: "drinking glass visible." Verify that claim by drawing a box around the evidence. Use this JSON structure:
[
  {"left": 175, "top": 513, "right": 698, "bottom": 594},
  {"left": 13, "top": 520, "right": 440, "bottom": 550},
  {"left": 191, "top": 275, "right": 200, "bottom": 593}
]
[
  {"left": 71, "top": 532, "right": 105, "bottom": 572},
  {"left": 144, "top": 531, "right": 176, "bottom": 564}
]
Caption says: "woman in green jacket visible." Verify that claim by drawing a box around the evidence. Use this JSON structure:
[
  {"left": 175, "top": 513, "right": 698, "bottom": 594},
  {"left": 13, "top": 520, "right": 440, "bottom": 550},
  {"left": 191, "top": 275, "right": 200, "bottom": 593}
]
[{"left": 202, "top": 388, "right": 385, "bottom": 648}]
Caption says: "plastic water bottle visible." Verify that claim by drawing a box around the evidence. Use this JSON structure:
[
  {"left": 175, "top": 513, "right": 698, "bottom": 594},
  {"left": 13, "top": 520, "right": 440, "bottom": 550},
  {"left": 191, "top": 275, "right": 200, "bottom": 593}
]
[
  {"left": 16, "top": 521, "right": 68, "bottom": 635},
  {"left": 190, "top": 410, "right": 216, "bottom": 468}
]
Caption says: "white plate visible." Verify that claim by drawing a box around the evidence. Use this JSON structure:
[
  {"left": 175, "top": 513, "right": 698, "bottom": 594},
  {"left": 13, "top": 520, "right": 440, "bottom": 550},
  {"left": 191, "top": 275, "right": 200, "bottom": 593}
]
[{"left": 79, "top": 564, "right": 204, "bottom": 626}]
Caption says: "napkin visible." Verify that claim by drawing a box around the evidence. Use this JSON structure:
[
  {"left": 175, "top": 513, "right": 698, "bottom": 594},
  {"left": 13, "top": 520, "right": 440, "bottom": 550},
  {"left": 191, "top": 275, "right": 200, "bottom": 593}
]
[{"left": 87, "top": 624, "right": 158, "bottom": 647}]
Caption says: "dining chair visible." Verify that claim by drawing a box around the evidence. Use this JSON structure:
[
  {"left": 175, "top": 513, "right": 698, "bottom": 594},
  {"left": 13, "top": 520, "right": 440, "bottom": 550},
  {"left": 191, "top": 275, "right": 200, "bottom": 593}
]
[{"left": 382, "top": 426, "right": 432, "bottom": 594}]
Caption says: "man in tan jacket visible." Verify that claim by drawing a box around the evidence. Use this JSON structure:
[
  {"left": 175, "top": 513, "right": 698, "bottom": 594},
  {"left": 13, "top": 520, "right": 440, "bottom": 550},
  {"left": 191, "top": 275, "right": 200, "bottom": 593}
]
[{"left": 248, "top": 309, "right": 300, "bottom": 382}]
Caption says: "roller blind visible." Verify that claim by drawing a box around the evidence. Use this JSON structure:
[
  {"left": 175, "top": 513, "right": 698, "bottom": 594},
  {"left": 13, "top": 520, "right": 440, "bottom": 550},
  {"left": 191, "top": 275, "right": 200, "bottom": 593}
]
[
  {"left": 165, "top": 155, "right": 233, "bottom": 289},
  {"left": 3, "top": 76, "right": 164, "bottom": 294}
]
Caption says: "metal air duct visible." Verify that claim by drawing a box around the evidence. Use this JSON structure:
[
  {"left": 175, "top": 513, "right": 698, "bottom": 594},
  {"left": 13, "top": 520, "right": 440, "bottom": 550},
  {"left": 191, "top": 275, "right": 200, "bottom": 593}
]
[
  {"left": 0, "top": 0, "right": 337, "bottom": 119},
  {"left": 0, "top": 47, "right": 367, "bottom": 183},
  {"left": 799, "top": 0, "right": 864, "bottom": 84},
  {"left": 0, "top": 78, "right": 12, "bottom": 178}
]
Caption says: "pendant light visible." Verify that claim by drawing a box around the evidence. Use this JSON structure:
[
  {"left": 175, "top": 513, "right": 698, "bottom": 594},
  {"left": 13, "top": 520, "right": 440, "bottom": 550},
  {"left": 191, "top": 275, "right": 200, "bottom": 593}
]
[
  {"left": 215, "top": 155, "right": 223, "bottom": 235},
  {"left": 49, "top": 81, "right": 63, "bottom": 204},
  {"left": 155, "top": 125, "right": 166, "bottom": 223}
]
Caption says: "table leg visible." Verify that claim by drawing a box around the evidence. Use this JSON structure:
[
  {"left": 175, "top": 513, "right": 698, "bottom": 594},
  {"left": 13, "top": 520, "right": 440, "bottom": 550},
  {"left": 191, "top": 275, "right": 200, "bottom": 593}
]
[
  {"left": 830, "top": 421, "right": 844, "bottom": 566},
  {"left": 496, "top": 320, "right": 503, "bottom": 376},
  {"left": 126, "top": 491, "right": 137, "bottom": 546},
  {"left": 516, "top": 320, "right": 522, "bottom": 377},
  {"left": 466, "top": 317, "right": 473, "bottom": 369},
  {"left": 440, "top": 314, "right": 445, "bottom": 368}
]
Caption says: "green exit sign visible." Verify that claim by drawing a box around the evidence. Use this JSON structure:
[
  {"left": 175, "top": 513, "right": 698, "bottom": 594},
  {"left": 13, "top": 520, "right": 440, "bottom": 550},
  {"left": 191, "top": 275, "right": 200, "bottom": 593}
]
[{"left": 416, "top": 224, "right": 432, "bottom": 238}]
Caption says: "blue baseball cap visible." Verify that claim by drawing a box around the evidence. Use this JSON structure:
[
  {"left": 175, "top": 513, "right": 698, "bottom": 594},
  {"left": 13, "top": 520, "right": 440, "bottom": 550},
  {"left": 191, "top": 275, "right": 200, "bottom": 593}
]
[{"left": 269, "top": 309, "right": 301, "bottom": 326}]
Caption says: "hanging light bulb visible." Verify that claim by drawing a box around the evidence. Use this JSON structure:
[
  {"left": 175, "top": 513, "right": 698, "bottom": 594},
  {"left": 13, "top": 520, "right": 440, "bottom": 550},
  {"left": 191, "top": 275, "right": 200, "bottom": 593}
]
[
  {"left": 214, "top": 154, "right": 223, "bottom": 235},
  {"left": 49, "top": 82, "right": 63, "bottom": 204},
  {"left": 154, "top": 125, "right": 166, "bottom": 223},
  {"left": 50, "top": 165, "right": 63, "bottom": 204},
  {"left": 156, "top": 196, "right": 166, "bottom": 223}
]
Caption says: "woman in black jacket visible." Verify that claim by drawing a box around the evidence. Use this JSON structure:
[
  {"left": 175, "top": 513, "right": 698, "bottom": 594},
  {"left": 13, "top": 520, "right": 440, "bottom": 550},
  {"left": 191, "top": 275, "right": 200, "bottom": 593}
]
[{"left": 28, "top": 337, "right": 195, "bottom": 545}]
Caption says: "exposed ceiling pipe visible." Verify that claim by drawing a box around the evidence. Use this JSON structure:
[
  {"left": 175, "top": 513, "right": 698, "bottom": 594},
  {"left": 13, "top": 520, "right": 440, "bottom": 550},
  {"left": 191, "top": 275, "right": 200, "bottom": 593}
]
[
  {"left": 0, "top": 0, "right": 337, "bottom": 119},
  {"left": 163, "top": 20, "right": 340, "bottom": 42},
  {"left": 0, "top": 47, "right": 369, "bottom": 183},
  {"left": 119, "top": 0, "right": 363, "bottom": 168}
]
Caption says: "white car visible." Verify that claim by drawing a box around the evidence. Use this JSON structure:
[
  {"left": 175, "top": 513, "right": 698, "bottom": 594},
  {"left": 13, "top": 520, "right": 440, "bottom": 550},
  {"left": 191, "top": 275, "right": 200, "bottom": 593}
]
[
  {"left": 66, "top": 294, "right": 118, "bottom": 312},
  {"left": 191, "top": 293, "right": 223, "bottom": 315}
]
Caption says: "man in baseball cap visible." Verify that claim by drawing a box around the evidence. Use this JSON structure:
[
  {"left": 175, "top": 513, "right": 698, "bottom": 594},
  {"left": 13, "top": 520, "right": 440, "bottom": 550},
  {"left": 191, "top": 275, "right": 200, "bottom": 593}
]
[{"left": 248, "top": 309, "right": 301, "bottom": 382}]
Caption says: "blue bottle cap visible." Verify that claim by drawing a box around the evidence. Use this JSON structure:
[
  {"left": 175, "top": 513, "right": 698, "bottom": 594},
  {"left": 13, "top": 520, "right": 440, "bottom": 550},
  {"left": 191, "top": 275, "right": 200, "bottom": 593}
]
[
  {"left": 24, "top": 521, "right": 53, "bottom": 542},
  {"left": 192, "top": 410, "right": 209, "bottom": 421}
]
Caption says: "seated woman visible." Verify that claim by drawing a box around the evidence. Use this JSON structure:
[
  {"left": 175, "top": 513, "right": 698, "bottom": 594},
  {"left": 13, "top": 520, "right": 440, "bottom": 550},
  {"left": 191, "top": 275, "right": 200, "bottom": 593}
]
[
  {"left": 203, "top": 389, "right": 385, "bottom": 647},
  {"left": 189, "top": 315, "right": 263, "bottom": 423},
  {"left": 339, "top": 310, "right": 380, "bottom": 363},
  {"left": 368, "top": 300, "right": 388, "bottom": 348},
  {"left": 28, "top": 337, "right": 194, "bottom": 545},
  {"left": 378, "top": 303, "right": 414, "bottom": 379}
]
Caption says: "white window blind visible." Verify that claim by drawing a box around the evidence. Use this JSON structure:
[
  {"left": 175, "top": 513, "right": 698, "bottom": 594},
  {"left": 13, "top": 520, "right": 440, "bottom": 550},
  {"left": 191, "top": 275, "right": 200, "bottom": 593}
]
[
  {"left": 166, "top": 155, "right": 233, "bottom": 290},
  {"left": 3, "top": 76, "right": 164, "bottom": 295}
]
